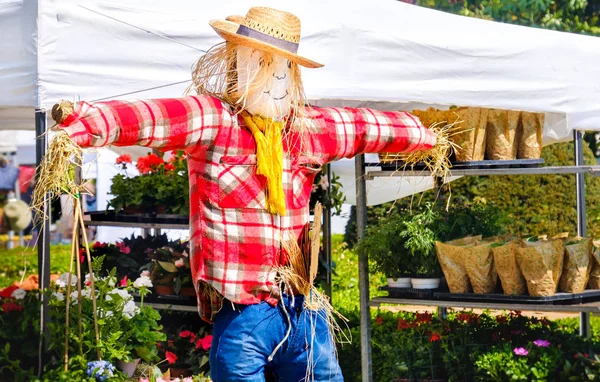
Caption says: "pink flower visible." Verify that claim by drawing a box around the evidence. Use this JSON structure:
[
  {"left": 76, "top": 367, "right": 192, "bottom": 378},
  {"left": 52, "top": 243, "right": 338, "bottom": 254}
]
[
  {"left": 139, "top": 378, "right": 150, "bottom": 382},
  {"left": 179, "top": 330, "right": 196, "bottom": 343},
  {"left": 119, "top": 276, "right": 128, "bottom": 287},
  {"left": 533, "top": 339, "right": 551, "bottom": 347},
  {"left": 92, "top": 242, "right": 106, "bottom": 249},
  {"left": 115, "top": 242, "right": 131, "bottom": 254},
  {"left": 513, "top": 347, "right": 529, "bottom": 356},
  {"left": 174, "top": 259, "right": 185, "bottom": 268}
]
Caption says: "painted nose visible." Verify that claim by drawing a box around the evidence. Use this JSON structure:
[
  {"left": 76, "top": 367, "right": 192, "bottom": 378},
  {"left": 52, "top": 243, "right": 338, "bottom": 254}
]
[{"left": 273, "top": 73, "right": 287, "bottom": 80}]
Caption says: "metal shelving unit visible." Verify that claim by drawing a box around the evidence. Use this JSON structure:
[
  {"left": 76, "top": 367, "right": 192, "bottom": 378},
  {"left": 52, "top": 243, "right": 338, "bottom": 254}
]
[{"left": 354, "top": 131, "right": 600, "bottom": 382}]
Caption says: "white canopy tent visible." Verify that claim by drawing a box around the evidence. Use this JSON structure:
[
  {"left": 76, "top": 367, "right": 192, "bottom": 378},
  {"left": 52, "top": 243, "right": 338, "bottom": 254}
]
[{"left": 2, "top": 0, "right": 600, "bottom": 205}]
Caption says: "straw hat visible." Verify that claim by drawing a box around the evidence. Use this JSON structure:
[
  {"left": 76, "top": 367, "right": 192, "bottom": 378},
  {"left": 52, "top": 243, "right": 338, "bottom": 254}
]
[
  {"left": 4, "top": 200, "right": 32, "bottom": 231},
  {"left": 210, "top": 7, "right": 323, "bottom": 68}
]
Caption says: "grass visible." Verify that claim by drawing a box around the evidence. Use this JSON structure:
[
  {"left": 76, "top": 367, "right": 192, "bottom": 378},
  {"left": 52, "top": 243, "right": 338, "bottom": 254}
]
[{"left": 0, "top": 244, "right": 72, "bottom": 288}]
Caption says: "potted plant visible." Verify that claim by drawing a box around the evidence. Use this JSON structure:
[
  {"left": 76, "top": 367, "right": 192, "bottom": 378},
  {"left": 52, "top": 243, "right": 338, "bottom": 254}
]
[
  {"left": 148, "top": 241, "right": 192, "bottom": 296},
  {"left": 399, "top": 206, "right": 443, "bottom": 289},
  {"left": 358, "top": 214, "right": 413, "bottom": 288},
  {"left": 108, "top": 151, "right": 189, "bottom": 215}
]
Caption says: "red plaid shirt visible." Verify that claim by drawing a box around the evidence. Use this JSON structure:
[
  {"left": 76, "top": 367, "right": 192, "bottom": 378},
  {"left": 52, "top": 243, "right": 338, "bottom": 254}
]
[{"left": 60, "top": 95, "right": 435, "bottom": 321}]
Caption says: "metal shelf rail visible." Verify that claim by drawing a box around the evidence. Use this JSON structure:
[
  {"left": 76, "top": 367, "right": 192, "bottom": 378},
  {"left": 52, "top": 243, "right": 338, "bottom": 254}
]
[{"left": 354, "top": 131, "right": 595, "bottom": 382}]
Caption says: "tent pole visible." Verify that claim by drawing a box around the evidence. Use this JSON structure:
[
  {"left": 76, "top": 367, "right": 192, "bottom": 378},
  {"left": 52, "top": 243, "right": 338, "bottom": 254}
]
[
  {"left": 35, "top": 109, "right": 50, "bottom": 374},
  {"left": 574, "top": 130, "right": 590, "bottom": 339},
  {"left": 323, "top": 164, "right": 333, "bottom": 299},
  {"left": 355, "top": 154, "right": 373, "bottom": 382}
]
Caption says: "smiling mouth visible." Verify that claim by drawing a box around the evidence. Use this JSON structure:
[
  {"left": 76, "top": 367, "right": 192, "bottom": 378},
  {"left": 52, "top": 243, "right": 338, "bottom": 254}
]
[{"left": 263, "top": 90, "right": 289, "bottom": 101}]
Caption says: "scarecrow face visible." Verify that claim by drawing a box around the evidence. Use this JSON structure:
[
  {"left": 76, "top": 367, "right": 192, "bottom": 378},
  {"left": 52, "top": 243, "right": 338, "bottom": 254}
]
[{"left": 236, "top": 46, "right": 292, "bottom": 120}]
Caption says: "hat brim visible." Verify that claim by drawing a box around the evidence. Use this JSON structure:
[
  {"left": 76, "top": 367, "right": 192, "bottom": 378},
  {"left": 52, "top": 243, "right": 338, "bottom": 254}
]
[
  {"left": 4, "top": 201, "right": 32, "bottom": 231},
  {"left": 209, "top": 20, "right": 323, "bottom": 69}
]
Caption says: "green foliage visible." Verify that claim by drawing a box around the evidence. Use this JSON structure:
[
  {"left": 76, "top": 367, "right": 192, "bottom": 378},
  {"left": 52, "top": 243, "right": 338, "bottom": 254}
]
[
  {"left": 418, "top": 0, "right": 600, "bottom": 36},
  {"left": 0, "top": 245, "right": 72, "bottom": 288},
  {"left": 309, "top": 169, "right": 346, "bottom": 215}
]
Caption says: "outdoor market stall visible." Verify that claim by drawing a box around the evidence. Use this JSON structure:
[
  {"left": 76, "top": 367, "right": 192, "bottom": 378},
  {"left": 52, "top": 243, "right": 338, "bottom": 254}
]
[{"left": 3, "top": 0, "right": 600, "bottom": 381}]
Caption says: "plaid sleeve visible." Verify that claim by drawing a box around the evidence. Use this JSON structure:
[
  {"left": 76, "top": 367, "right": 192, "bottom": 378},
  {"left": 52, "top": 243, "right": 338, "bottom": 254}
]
[
  {"left": 57, "top": 95, "right": 230, "bottom": 151},
  {"left": 306, "top": 107, "right": 436, "bottom": 162}
]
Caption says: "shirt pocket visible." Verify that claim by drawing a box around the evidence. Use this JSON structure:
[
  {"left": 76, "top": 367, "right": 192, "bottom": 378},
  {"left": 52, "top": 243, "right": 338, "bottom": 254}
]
[
  {"left": 289, "top": 157, "right": 322, "bottom": 209},
  {"left": 218, "top": 155, "right": 267, "bottom": 209}
]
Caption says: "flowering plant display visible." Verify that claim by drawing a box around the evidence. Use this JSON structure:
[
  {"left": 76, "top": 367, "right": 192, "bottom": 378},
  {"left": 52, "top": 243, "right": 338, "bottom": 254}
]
[
  {"left": 352, "top": 309, "right": 600, "bottom": 381},
  {"left": 157, "top": 326, "right": 212, "bottom": 377},
  {"left": 108, "top": 151, "right": 189, "bottom": 214},
  {"left": 86, "top": 234, "right": 171, "bottom": 283},
  {"left": 309, "top": 169, "right": 346, "bottom": 215},
  {"left": 111, "top": 152, "right": 343, "bottom": 216},
  {"left": 147, "top": 241, "right": 192, "bottom": 295},
  {"left": 0, "top": 286, "right": 39, "bottom": 380},
  {"left": 47, "top": 256, "right": 165, "bottom": 365}
]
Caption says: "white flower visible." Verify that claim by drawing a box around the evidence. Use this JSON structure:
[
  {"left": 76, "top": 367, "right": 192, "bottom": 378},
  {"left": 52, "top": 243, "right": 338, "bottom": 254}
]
[
  {"left": 99, "top": 309, "right": 114, "bottom": 318},
  {"left": 319, "top": 176, "right": 329, "bottom": 190},
  {"left": 174, "top": 258, "right": 185, "bottom": 268},
  {"left": 105, "top": 294, "right": 113, "bottom": 301},
  {"left": 58, "top": 272, "right": 77, "bottom": 287},
  {"left": 133, "top": 275, "right": 153, "bottom": 289},
  {"left": 104, "top": 276, "right": 116, "bottom": 287},
  {"left": 141, "top": 270, "right": 151, "bottom": 277},
  {"left": 108, "top": 288, "right": 132, "bottom": 302},
  {"left": 81, "top": 287, "right": 92, "bottom": 299},
  {"left": 52, "top": 292, "right": 65, "bottom": 301},
  {"left": 122, "top": 300, "right": 139, "bottom": 319},
  {"left": 70, "top": 290, "right": 79, "bottom": 304},
  {"left": 11, "top": 288, "right": 26, "bottom": 300}
]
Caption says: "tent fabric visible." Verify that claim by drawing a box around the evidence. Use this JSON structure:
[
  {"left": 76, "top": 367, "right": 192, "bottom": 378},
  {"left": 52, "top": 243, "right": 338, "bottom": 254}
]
[{"left": 2, "top": 0, "right": 600, "bottom": 206}]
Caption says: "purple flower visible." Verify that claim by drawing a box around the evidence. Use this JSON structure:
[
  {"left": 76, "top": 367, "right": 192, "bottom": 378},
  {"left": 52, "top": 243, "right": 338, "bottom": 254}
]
[
  {"left": 513, "top": 347, "right": 529, "bottom": 356},
  {"left": 533, "top": 339, "right": 551, "bottom": 347}
]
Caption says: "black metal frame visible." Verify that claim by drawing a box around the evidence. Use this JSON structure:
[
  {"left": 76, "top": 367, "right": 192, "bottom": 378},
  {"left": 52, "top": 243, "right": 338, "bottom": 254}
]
[{"left": 354, "top": 131, "right": 600, "bottom": 381}]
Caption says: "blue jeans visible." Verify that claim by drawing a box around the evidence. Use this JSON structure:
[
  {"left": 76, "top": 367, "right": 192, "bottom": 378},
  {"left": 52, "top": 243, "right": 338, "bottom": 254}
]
[{"left": 210, "top": 295, "right": 344, "bottom": 381}]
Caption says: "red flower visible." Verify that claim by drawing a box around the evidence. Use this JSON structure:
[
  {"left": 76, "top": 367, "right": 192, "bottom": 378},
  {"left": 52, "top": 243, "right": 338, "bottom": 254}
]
[
  {"left": 196, "top": 335, "right": 213, "bottom": 350},
  {"left": 165, "top": 351, "right": 177, "bottom": 364},
  {"left": 137, "top": 154, "right": 163, "bottom": 174},
  {"left": 165, "top": 163, "right": 175, "bottom": 172},
  {"left": 119, "top": 276, "right": 128, "bottom": 287},
  {"left": 179, "top": 330, "right": 197, "bottom": 343},
  {"left": 376, "top": 316, "right": 383, "bottom": 326},
  {"left": 92, "top": 242, "right": 106, "bottom": 249},
  {"left": 495, "top": 315, "right": 508, "bottom": 324},
  {"left": 116, "top": 154, "right": 132, "bottom": 165},
  {"left": 2, "top": 302, "right": 22, "bottom": 313},
  {"left": 429, "top": 332, "right": 441, "bottom": 342},
  {"left": 79, "top": 248, "right": 86, "bottom": 264},
  {"left": 416, "top": 312, "right": 433, "bottom": 324},
  {"left": 0, "top": 286, "right": 19, "bottom": 298},
  {"left": 397, "top": 318, "right": 411, "bottom": 331}
]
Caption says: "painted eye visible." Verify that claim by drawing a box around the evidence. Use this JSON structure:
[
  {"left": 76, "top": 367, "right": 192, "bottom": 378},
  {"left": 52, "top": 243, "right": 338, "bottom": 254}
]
[{"left": 287, "top": 60, "right": 291, "bottom": 69}]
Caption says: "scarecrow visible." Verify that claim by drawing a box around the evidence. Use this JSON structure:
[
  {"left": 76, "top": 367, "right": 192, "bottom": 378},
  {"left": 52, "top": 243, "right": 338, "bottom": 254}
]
[{"left": 42, "top": 6, "right": 437, "bottom": 381}]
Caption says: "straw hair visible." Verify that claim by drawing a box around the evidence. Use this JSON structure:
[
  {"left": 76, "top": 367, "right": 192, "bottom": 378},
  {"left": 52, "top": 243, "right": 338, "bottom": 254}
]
[
  {"left": 209, "top": 7, "right": 322, "bottom": 68},
  {"left": 31, "top": 131, "right": 82, "bottom": 223}
]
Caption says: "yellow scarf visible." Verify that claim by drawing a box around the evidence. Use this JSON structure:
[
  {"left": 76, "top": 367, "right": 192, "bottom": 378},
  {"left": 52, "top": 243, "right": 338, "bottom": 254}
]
[{"left": 242, "top": 112, "right": 286, "bottom": 216}]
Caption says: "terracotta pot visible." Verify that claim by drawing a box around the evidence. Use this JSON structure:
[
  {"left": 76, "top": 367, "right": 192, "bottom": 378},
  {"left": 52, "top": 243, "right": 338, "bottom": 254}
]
[
  {"left": 179, "top": 287, "right": 196, "bottom": 297},
  {"left": 116, "top": 359, "right": 140, "bottom": 377},
  {"left": 168, "top": 367, "right": 192, "bottom": 378},
  {"left": 154, "top": 284, "right": 175, "bottom": 295}
]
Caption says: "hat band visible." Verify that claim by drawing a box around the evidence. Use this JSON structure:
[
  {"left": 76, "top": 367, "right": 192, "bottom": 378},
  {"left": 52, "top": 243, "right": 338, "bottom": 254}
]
[{"left": 236, "top": 25, "right": 299, "bottom": 54}]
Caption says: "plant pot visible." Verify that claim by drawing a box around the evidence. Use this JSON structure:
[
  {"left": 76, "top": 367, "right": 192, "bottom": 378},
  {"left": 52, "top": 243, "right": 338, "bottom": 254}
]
[
  {"left": 168, "top": 367, "right": 192, "bottom": 378},
  {"left": 179, "top": 286, "right": 196, "bottom": 297},
  {"left": 116, "top": 358, "right": 140, "bottom": 377},
  {"left": 387, "top": 277, "right": 412, "bottom": 288},
  {"left": 411, "top": 277, "right": 441, "bottom": 289},
  {"left": 154, "top": 284, "right": 175, "bottom": 295}
]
